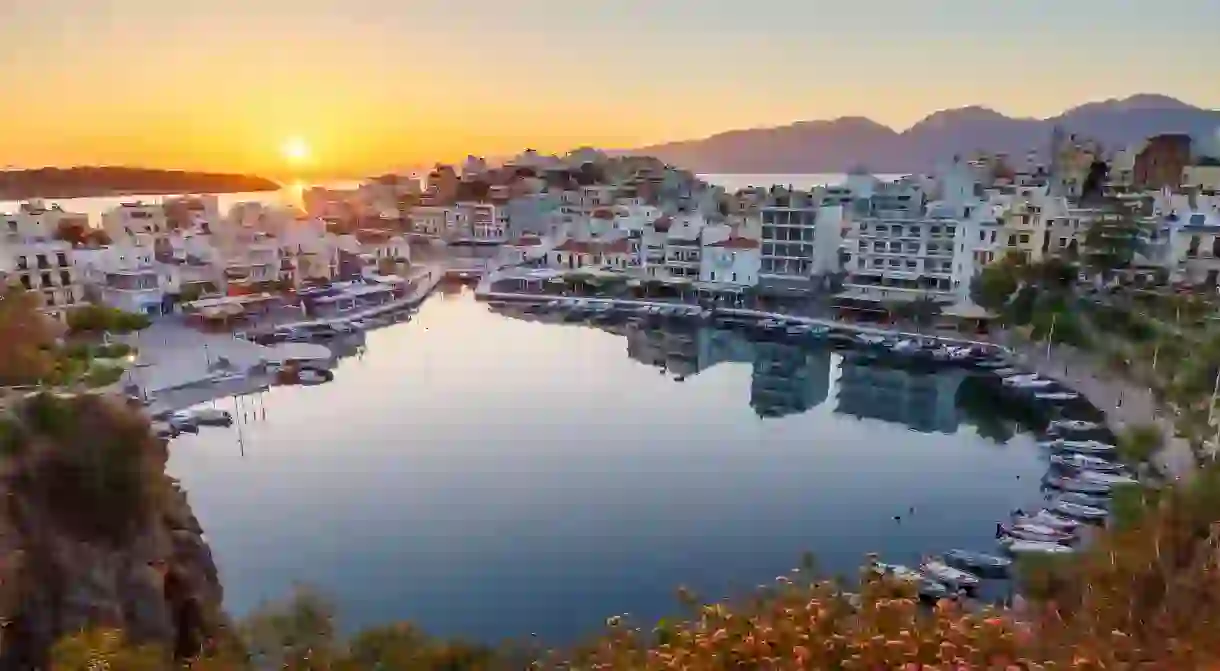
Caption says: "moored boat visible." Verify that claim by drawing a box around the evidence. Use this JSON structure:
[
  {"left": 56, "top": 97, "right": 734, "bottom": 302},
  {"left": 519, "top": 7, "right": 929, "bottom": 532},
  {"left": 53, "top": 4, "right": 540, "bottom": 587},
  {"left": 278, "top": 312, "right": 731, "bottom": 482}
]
[
  {"left": 920, "top": 559, "right": 980, "bottom": 590},
  {"left": 1050, "top": 499, "right": 1109, "bottom": 521},
  {"left": 1048, "top": 419, "right": 1103, "bottom": 433},
  {"left": 1076, "top": 470, "right": 1137, "bottom": 486},
  {"left": 1043, "top": 475, "right": 1113, "bottom": 495},
  {"left": 1013, "top": 510, "right": 1080, "bottom": 532},
  {"left": 1050, "top": 453, "right": 1126, "bottom": 473},
  {"left": 1056, "top": 491, "right": 1111, "bottom": 509},
  {"left": 999, "top": 523, "right": 1074, "bottom": 544},
  {"left": 1000, "top": 538, "right": 1076, "bottom": 555},
  {"left": 1040, "top": 439, "right": 1117, "bottom": 455},
  {"left": 942, "top": 549, "right": 1013, "bottom": 575}
]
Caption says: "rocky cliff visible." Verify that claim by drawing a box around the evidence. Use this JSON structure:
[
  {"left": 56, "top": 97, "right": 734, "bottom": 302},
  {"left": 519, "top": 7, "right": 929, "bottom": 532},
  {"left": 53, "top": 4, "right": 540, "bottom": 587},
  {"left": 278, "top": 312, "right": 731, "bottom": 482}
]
[{"left": 0, "top": 392, "right": 226, "bottom": 669}]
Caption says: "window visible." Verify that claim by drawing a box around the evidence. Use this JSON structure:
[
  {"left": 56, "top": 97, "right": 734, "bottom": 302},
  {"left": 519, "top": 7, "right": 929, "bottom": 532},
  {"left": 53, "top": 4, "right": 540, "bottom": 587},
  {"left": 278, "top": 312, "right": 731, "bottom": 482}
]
[
  {"left": 1008, "top": 234, "right": 1017, "bottom": 246},
  {"left": 59, "top": 270, "right": 71, "bottom": 285},
  {"left": 731, "top": 273, "right": 737, "bottom": 282},
  {"left": 710, "top": 272, "right": 716, "bottom": 281},
  {"left": 990, "top": 231, "right": 997, "bottom": 243},
  {"left": 36, "top": 254, "right": 48, "bottom": 269},
  {"left": 41, "top": 272, "right": 52, "bottom": 287},
  {"left": 979, "top": 231, "right": 986, "bottom": 241},
  {"left": 872, "top": 259, "right": 883, "bottom": 268},
  {"left": 1019, "top": 234, "right": 1030, "bottom": 244},
  {"left": 56, "top": 252, "right": 68, "bottom": 266},
  {"left": 1058, "top": 237, "right": 1067, "bottom": 248}
]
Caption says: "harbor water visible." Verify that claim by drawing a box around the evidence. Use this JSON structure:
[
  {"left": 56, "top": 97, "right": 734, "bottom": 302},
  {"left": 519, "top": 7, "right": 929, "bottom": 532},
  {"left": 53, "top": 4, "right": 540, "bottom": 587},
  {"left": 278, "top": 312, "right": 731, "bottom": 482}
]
[{"left": 168, "top": 288, "right": 1052, "bottom": 643}]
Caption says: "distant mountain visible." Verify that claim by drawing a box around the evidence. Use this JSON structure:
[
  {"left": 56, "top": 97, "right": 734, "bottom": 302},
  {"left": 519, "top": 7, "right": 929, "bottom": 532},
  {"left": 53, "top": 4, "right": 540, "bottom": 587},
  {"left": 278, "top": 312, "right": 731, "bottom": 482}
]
[
  {"left": 0, "top": 167, "right": 280, "bottom": 200},
  {"left": 621, "top": 95, "right": 1220, "bottom": 174}
]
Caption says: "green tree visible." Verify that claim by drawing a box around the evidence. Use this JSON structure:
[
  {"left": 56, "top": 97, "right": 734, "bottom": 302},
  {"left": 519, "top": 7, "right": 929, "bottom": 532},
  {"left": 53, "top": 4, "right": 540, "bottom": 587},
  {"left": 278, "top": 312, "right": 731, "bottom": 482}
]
[
  {"left": 1082, "top": 201, "right": 1146, "bottom": 275},
  {"left": 0, "top": 286, "right": 63, "bottom": 385}
]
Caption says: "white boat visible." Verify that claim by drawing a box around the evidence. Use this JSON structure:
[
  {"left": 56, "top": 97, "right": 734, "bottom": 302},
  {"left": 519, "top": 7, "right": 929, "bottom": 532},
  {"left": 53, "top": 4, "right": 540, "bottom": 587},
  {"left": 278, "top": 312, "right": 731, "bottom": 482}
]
[
  {"left": 1014, "top": 510, "right": 1080, "bottom": 532},
  {"left": 1035, "top": 391, "right": 1080, "bottom": 401},
  {"left": 1005, "top": 378, "right": 1056, "bottom": 389},
  {"left": 920, "top": 560, "right": 980, "bottom": 590},
  {"left": 1050, "top": 500, "right": 1109, "bottom": 521},
  {"left": 1050, "top": 453, "right": 1125, "bottom": 472},
  {"left": 872, "top": 562, "right": 925, "bottom": 583},
  {"left": 1001, "top": 538, "right": 1076, "bottom": 555},
  {"left": 181, "top": 407, "right": 233, "bottom": 426},
  {"left": 1048, "top": 419, "right": 1102, "bottom": 433},
  {"left": 1040, "top": 439, "right": 1117, "bottom": 455},
  {"left": 1077, "top": 470, "right": 1137, "bottom": 486}
]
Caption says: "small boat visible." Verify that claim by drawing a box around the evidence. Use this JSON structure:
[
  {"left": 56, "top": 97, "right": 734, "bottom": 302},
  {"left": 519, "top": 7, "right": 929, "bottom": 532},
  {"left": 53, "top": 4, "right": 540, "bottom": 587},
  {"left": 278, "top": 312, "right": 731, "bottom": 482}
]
[
  {"left": 1050, "top": 500, "right": 1109, "bottom": 521},
  {"left": 999, "top": 523, "right": 1073, "bottom": 544},
  {"left": 1000, "top": 538, "right": 1077, "bottom": 555},
  {"left": 1041, "top": 439, "right": 1117, "bottom": 455},
  {"left": 1044, "top": 475, "right": 1113, "bottom": 495},
  {"left": 942, "top": 549, "right": 1013, "bottom": 575},
  {"left": 1035, "top": 390, "right": 1080, "bottom": 402},
  {"left": 1004, "top": 377, "right": 1056, "bottom": 389},
  {"left": 297, "top": 367, "right": 334, "bottom": 385},
  {"left": 188, "top": 407, "right": 234, "bottom": 427},
  {"left": 1056, "top": 491, "right": 1111, "bottom": 509},
  {"left": 1077, "top": 470, "right": 1137, "bottom": 486},
  {"left": 1014, "top": 510, "right": 1080, "bottom": 532},
  {"left": 920, "top": 560, "right": 980, "bottom": 590},
  {"left": 974, "top": 359, "right": 1012, "bottom": 370},
  {"left": 1048, "top": 419, "right": 1103, "bottom": 433},
  {"left": 1050, "top": 453, "right": 1126, "bottom": 473}
]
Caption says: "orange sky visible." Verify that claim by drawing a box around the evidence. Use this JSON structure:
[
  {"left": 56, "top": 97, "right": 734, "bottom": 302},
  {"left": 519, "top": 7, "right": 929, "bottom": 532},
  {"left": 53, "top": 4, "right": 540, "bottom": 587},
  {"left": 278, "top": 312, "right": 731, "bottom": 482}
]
[{"left": 4, "top": 1, "right": 1218, "bottom": 179}]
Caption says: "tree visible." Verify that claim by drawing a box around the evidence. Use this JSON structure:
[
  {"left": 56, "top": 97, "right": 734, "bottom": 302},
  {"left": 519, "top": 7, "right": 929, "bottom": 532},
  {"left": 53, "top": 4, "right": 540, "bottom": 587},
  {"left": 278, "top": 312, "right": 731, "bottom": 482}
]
[
  {"left": 0, "top": 286, "right": 62, "bottom": 385},
  {"left": 1083, "top": 200, "right": 1146, "bottom": 275},
  {"left": 971, "top": 261, "right": 1020, "bottom": 312},
  {"left": 65, "top": 304, "right": 151, "bottom": 334}
]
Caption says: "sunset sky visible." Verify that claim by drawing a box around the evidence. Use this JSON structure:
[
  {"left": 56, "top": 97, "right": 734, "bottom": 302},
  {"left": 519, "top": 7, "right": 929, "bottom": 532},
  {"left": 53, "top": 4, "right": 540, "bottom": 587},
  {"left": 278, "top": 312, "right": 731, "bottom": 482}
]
[{"left": 3, "top": 0, "right": 1218, "bottom": 178}]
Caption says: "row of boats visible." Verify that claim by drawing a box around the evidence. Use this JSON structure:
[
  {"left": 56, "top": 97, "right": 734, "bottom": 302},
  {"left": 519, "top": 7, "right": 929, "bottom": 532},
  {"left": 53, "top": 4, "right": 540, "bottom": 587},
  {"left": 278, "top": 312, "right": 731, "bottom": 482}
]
[{"left": 870, "top": 363, "right": 1137, "bottom": 601}]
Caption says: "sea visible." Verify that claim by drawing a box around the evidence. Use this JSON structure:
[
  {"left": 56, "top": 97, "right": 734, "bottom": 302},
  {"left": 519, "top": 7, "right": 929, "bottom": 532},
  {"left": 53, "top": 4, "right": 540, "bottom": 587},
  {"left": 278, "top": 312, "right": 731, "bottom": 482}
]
[
  {"left": 166, "top": 291, "right": 1051, "bottom": 644},
  {"left": 0, "top": 174, "right": 902, "bottom": 223}
]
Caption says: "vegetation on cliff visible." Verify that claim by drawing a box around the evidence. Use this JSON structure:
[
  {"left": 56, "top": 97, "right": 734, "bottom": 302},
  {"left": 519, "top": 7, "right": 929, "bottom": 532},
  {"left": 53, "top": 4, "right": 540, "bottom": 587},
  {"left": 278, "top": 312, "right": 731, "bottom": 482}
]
[{"left": 0, "top": 167, "right": 279, "bottom": 199}]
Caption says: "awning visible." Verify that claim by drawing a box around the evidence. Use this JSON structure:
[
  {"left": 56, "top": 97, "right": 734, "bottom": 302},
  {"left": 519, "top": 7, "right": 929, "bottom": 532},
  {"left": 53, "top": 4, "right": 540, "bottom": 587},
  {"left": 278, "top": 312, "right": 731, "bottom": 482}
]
[{"left": 943, "top": 301, "right": 995, "bottom": 320}]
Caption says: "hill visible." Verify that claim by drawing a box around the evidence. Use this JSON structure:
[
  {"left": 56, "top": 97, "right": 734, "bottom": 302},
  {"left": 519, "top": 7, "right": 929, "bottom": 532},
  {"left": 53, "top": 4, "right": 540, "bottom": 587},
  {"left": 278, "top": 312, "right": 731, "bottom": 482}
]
[
  {"left": 624, "top": 94, "right": 1220, "bottom": 174},
  {"left": 0, "top": 167, "right": 280, "bottom": 200}
]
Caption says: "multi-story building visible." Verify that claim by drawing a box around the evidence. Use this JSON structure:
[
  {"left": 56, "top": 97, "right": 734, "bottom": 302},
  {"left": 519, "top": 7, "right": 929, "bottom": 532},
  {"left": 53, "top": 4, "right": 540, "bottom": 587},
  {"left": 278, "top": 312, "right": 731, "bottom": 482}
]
[
  {"left": 757, "top": 190, "right": 844, "bottom": 292},
  {"left": 74, "top": 243, "right": 173, "bottom": 315},
  {"left": 699, "top": 235, "right": 760, "bottom": 286},
  {"left": 101, "top": 202, "right": 169, "bottom": 241},
  {"left": 841, "top": 161, "right": 984, "bottom": 305},
  {"left": 1134, "top": 134, "right": 1193, "bottom": 191},
  {"left": 1, "top": 240, "right": 85, "bottom": 320}
]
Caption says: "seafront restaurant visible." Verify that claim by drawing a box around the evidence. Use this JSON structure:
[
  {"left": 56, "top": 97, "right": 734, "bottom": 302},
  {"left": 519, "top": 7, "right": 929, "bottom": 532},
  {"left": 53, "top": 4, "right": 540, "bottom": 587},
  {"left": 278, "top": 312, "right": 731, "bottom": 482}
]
[{"left": 181, "top": 293, "right": 284, "bottom": 330}]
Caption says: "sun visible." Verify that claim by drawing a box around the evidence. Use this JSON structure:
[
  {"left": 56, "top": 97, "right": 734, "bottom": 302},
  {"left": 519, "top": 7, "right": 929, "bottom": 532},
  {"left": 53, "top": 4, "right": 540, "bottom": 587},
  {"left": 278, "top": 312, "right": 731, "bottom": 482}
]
[{"left": 281, "top": 137, "right": 312, "bottom": 164}]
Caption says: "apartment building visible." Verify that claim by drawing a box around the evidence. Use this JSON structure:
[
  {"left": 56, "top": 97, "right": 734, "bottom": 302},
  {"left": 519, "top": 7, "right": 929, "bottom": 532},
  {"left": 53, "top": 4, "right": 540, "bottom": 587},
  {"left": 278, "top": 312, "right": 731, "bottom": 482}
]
[
  {"left": 74, "top": 243, "right": 173, "bottom": 315},
  {"left": 1, "top": 240, "right": 84, "bottom": 320},
  {"left": 101, "top": 202, "right": 169, "bottom": 241},
  {"left": 757, "top": 190, "right": 844, "bottom": 293}
]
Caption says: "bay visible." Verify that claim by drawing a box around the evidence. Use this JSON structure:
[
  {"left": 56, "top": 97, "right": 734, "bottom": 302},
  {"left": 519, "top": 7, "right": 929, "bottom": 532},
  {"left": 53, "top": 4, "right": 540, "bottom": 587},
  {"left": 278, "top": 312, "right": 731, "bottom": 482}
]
[{"left": 167, "top": 289, "right": 1049, "bottom": 644}]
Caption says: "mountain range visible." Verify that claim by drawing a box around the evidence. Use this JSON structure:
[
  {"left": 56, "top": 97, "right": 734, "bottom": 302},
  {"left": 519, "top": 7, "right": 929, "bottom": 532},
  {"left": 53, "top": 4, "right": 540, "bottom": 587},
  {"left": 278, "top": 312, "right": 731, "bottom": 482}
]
[{"left": 622, "top": 95, "right": 1220, "bottom": 174}]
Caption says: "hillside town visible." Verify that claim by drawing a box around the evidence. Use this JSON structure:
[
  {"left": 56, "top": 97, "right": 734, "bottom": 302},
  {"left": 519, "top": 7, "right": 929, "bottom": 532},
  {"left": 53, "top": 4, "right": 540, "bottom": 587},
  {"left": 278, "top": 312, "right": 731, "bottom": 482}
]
[{"left": 3, "top": 131, "right": 1219, "bottom": 331}]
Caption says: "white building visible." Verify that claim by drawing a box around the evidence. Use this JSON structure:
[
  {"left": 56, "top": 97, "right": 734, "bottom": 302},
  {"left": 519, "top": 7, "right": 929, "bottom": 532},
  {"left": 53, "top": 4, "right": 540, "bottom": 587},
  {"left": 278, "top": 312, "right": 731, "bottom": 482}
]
[
  {"left": 73, "top": 243, "right": 173, "bottom": 315},
  {"left": 2, "top": 201, "right": 92, "bottom": 241},
  {"left": 699, "top": 235, "right": 761, "bottom": 286},
  {"left": 0, "top": 240, "right": 85, "bottom": 320},
  {"left": 841, "top": 160, "right": 985, "bottom": 305},
  {"left": 101, "top": 202, "right": 169, "bottom": 241}
]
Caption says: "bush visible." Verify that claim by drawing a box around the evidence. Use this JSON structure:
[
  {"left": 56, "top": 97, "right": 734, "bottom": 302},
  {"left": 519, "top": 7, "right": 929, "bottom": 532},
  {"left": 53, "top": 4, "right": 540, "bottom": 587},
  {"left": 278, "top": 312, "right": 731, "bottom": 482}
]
[
  {"left": 65, "top": 305, "right": 151, "bottom": 334},
  {"left": 82, "top": 363, "right": 125, "bottom": 388}
]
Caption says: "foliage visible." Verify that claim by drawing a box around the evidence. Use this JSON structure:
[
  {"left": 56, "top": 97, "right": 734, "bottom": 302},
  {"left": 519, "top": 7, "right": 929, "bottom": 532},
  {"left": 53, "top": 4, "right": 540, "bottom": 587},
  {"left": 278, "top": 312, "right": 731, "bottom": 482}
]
[
  {"left": 14, "top": 393, "right": 166, "bottom": 544},
  {"left": 0, "top": 286, "right": 62, "bottom": 385},
  {"left": 1082, "top": 203, "right": 1146, "bottom": 274},
  {"left": 65, "top": 304, "right": 151, "bottom": 334},
  {"left": 82, "top": 362, "right": 126, "bottom": 388},
  {"left": 1116, "top": 423, "right": 1165, "bottom": 465},
  {"left": 971, "top": 261, "right": 1019, "bottom": 312},
  {"left": 50, "top": 628, "right": 170, "bottom": 671}
]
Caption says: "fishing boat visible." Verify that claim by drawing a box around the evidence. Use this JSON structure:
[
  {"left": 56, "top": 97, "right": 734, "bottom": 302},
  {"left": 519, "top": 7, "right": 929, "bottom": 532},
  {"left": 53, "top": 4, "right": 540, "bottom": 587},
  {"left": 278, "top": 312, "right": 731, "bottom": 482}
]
[
  {"left": 1076, "top": 470, "right": 1137, "bottom": 486},
  {"left": 1034, "top": 390, "right": 1080, "bottom": 402},
  {"left": 1040, "top": 439, "right": 1117, "bottom": 455},
  {"left": 1047, "top": 419, "right": 1103, "bottom": 433},
  {"left": 1000, "top": 538, "right": 1077, "bottom": 555},
  {"left": 942, "top": 549, "right": 1013, "bottom": 576},
  {"left": 1056, "top": 491, "right": 1111, "bottom": 509},
  {"left": 1050, "top": 499, "right": 1109, "bottom": 521},
  {"left": 999, "top": 523, "right": 1074, "bottom": 544},
  {"left": 920, "top": 559, "right": 981, "bottom": 590},
  {"left": 1044, "top": 475, "right": 1113, "bottom": 495},
  {"left": 1013, "top": 510, "right": 1080, "bottom": 532},
  {"left": 1050, "top": 453, "right": 1126, "bottom": 473}
]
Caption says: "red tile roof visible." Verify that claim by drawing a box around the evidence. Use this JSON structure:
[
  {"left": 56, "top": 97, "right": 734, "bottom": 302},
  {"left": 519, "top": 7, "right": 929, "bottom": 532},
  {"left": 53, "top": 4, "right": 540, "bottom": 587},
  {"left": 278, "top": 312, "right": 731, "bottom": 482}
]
[
  {"left": 706, "top": 236, "right": 760, "bottom": 249},
  {"left": 553, "top": 238, "right": 631, "bottom": 254},
  {"left": 592, "top": 208, "right": 615, "bottom": 220},
  {"left": 511, "top": 235, "right": 543, "bottom": 247}
]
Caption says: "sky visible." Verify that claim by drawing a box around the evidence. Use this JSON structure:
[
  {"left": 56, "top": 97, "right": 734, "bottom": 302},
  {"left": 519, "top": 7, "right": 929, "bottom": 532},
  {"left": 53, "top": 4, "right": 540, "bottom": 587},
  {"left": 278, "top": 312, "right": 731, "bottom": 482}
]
[{"left": 3, "top": 0, "right": 1219, "bottom": 178}]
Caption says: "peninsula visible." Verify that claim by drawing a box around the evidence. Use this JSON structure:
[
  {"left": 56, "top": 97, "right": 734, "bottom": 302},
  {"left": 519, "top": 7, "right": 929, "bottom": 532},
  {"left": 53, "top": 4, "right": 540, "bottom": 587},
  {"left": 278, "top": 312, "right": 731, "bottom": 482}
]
[{"left": 0, "top": 167, "right": 280, "bottom": 200}]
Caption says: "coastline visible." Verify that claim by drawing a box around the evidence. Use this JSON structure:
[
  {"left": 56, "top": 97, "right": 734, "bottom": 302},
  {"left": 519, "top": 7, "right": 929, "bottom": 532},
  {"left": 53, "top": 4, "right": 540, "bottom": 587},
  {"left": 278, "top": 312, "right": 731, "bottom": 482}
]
[{"left": 0, "top": 185, "right": 281, "bottom": 200}]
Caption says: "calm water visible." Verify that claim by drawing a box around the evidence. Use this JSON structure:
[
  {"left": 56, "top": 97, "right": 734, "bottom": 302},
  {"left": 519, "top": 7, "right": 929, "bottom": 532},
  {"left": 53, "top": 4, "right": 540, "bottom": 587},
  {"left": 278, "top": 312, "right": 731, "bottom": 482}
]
[{"left": 167, "top": 290, "right": 1051, "bottom": 643}]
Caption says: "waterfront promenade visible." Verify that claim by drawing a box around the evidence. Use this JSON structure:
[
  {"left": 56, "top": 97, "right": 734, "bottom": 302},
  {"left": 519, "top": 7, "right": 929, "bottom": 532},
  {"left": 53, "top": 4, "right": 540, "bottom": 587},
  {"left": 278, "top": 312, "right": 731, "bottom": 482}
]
[{"left": 125, "top": 262, "right": 444, "bottom": 413}]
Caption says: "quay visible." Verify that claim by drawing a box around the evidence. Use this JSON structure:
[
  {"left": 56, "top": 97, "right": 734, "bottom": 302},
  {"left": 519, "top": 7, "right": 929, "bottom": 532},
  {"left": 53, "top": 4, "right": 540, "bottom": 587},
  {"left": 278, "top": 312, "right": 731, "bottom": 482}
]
[
  {"left": 275, "top": 262, "right": 444, "bottom": 331},
  {"left": 474, "top": 286, "right": 1008, "bottom": 354}
]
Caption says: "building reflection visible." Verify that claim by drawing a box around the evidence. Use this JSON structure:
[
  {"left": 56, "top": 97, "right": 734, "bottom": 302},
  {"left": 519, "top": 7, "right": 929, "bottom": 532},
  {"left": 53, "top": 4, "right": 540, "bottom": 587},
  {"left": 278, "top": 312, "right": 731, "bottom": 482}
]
[
  {"left": 486, "top": 305, "right": 974, "bottom": 431},
  {"left": 834, "top": 358, "right": 965, "bottom": 434}
]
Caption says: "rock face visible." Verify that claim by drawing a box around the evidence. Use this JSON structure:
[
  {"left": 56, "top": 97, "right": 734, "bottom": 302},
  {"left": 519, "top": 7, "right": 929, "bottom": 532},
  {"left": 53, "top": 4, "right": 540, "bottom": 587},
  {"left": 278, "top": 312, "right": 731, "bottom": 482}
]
[{"left": 0, "top": 393, "right": 227, "bottom": 669}]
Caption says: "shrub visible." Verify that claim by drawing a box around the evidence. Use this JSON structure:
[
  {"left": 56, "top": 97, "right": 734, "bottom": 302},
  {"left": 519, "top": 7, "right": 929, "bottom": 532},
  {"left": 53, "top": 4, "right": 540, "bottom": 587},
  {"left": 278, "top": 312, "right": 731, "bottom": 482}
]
[
  {"left": 82, "top": 363, "right": 125, "bottom": 388},
  {"left": 65, "top": 304, "right": 151, "bottom": 334}
]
